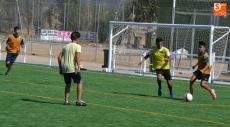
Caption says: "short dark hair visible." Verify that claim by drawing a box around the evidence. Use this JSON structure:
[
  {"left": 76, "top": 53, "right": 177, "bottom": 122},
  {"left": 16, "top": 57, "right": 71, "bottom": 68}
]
[
  {"left": 14, "top": 26, "right": 20, "bottom": 31},
  {"left": 199, "top": 41, "right": 206, "bottom": 47},
  {"left": 156, "top": 37, "right": 163, "bottom": 43},
  {"left": 70, "top": 32, "right": 81, "bottom": 41}
]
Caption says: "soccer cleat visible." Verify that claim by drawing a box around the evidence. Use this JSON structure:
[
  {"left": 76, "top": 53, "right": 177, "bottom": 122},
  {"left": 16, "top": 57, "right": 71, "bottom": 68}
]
[
  {"left": 5, "top": 73, "right": 8, "bottom": 76},
  {"left": 76, "top": 101, "right": 87, "bottom": 106},
  {"left": 211, "top": 89, "right": 216, "bottom": 100},
  {"left": 63, "top": 101, "right": 70, "bottom": 105},
  {"left": 158, "top": 89, "right": 162, "bottom": 96},
  {"left": 170, "top": 92, "right": 175, "bottom": 99}
]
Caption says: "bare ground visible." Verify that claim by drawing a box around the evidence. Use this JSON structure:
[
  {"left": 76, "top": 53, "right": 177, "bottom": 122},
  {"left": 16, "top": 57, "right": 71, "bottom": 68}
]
[{"left": 1, "top": 41, "right": 229, "bottom": 80}]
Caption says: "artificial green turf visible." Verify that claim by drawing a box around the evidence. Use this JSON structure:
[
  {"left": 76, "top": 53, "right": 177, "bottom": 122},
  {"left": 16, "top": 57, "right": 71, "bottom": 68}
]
[{"left": 0, "top": 62, "right": 230, "bottom": 127}]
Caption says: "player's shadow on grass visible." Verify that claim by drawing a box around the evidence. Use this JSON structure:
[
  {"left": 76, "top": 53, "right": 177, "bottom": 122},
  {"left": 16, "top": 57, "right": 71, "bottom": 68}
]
[
  {"left": 112, "top": 92, "right": 184, "bottom": 101},
  {"left": 21, "top": 99, "right": 61, "bottom": 105}
]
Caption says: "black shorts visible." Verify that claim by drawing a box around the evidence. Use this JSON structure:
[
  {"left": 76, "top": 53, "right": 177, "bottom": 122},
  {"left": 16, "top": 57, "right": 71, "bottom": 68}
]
[
  {"left": 5, "top": 53, "right": 18, "bottom": 63},
  {"left": 155, "top": 69, "right": 172, "bottom": 80},
  {"left": 193, "top": 70, "right": 210, "bottom": 81},
  {"left": 63, "top": 72, "right": 82, "bottom": 84}
]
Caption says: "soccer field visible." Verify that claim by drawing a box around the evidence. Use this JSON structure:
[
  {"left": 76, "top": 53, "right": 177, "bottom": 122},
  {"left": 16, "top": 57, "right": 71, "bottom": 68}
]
[{"left": 0, "top": 62, "right": 230, "bottom": 127}]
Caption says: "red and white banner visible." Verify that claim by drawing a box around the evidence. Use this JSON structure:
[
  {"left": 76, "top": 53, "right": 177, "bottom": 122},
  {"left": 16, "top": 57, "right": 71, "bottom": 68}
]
[{"left": 41, "top": 29, "right": 97, "bottom": 42}]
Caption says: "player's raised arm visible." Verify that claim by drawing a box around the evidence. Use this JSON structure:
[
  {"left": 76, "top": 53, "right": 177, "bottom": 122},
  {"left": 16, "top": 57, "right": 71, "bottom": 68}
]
[{"left": 138, "top": 50, "right": 152, "bottom": 66}]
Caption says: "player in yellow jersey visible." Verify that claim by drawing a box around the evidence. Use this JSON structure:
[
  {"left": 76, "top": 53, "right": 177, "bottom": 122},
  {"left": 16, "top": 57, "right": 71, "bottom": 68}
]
[
  {"left": 190, "top": 41, "right": 216, "bottom": 100},
  {"left": 139, "top": 37, "right": 175, "bottom": 99},
  {"left": 5, "top": 26, "right": 24, "bottom": 76}
]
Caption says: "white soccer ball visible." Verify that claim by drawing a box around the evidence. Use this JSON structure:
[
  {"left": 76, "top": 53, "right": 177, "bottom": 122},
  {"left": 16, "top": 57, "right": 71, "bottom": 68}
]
[
  {"left": 103, "top": 68, "right": 108, "bottom": 72},
  {"left": 184, "top": 93, "right": 193, "bottom": 102}
]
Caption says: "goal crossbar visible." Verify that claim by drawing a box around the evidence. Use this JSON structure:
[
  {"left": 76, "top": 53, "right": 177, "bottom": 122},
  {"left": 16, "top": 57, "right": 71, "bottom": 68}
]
[{"left": 110, "top": 21, "right": 213, "bottom": 28}]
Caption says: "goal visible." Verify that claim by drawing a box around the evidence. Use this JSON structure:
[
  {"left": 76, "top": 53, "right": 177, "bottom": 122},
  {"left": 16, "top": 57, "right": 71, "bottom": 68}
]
[{"left": 107, "top": 21, "right": 230, "bottom": 83}]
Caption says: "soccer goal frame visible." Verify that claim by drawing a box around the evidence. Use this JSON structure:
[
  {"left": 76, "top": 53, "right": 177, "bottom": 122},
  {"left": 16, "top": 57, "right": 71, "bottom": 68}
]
[{"left": 108, "top": 21, "right": 230, "bottom": 83}]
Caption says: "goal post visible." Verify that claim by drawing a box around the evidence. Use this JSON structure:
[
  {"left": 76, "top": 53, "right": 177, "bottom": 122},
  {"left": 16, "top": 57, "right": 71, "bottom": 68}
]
[
  {"left": 108, "top": 21, "right": 230, "bottom": 83},
  {"left": 211, "top": 26, "right": 230, "bottom": 82}
]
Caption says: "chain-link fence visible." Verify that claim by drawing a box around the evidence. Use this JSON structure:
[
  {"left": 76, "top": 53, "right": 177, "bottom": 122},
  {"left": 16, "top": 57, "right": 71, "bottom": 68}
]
[
  {"left": 0, "top": 0, "right": 128, "bottom": 66},
  {"left": 0, "top": 0, "right": 126, "bottom": 39}
]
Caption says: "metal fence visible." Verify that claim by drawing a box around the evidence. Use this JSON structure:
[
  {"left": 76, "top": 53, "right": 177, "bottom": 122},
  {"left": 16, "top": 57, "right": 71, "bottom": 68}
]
[
  {"left": 0, "top": 0, "right": 128, "bottom": 64},
  {"left": 0, "top": 38, "right": 106, "bottom": 68}
]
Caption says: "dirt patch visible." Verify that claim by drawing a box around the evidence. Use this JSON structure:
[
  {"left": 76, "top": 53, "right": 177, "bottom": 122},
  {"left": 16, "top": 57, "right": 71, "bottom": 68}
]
[{"left": 1, "top": 41, "right": 229, "bottom": 80}]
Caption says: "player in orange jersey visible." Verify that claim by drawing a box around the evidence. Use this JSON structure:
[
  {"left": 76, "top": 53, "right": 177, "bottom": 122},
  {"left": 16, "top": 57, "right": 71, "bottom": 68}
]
[
  {"left": 190, "top": 41, "right": 216, "bottom": 100},
  {"left": 5, "top": 26, "right": 24, "bottom": 76}
]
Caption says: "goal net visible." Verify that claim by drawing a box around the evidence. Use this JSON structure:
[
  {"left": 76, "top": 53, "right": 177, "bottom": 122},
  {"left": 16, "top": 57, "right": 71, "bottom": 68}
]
[{"left": 108, "top": 21, "right": 230, "bottom": 82}]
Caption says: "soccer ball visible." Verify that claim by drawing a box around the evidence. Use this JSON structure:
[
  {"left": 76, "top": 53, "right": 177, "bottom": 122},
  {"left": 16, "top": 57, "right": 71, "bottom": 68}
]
[
  {"left": 103, "top": 68, "right": 108, "bottom": 72},
  {"left": 184, "top": 93, "right": 193, "bottom": 102}
]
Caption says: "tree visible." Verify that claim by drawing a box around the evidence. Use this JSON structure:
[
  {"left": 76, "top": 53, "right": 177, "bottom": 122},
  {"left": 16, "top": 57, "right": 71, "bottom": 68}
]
[
  {"left": 20, "top": 0, "right": 33, "bottom": 35},
  {"left": 97, "top": 4, "right": 116, "bottom": 43},
  {"left": 56, "top": 0, "right": 79, "bottom": 31},
  {"left": 127, "top": 0, "right": 159, "bottom": 23},
  {"left": 80, "top": 0, "right": 94, "bottom": 31},
  {"left": 98, "top": 20, "right": 108, "bottom": 43},
  {"left": 0, "top": 0, "right": 15, "bottom": 33},
  {"left": 44, "top": 8, "right": 54, "bottom": 28}
]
